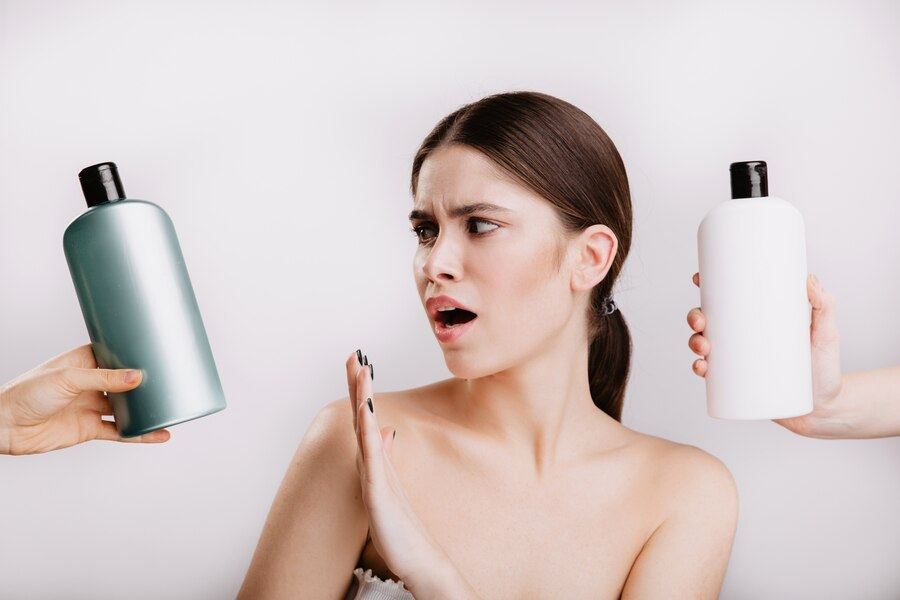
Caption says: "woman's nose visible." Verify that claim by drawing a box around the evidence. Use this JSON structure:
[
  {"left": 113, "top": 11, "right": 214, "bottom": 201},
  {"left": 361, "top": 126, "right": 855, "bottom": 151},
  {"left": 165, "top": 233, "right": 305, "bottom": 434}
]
[{"left": 420, "top": 233, "right": 460, "bottom": 283}]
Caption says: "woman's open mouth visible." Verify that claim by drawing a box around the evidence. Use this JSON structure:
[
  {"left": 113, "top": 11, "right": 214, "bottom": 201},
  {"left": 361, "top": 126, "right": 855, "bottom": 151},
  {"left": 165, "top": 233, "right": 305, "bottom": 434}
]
[{"left": 434, "top": 308, "right": 478, "bottom": 343}]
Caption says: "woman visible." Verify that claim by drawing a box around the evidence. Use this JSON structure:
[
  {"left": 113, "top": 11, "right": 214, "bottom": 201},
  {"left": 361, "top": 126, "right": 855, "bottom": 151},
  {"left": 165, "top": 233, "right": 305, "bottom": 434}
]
[{"left": 240, "top": 90, "right": 739, "bottom": 599}]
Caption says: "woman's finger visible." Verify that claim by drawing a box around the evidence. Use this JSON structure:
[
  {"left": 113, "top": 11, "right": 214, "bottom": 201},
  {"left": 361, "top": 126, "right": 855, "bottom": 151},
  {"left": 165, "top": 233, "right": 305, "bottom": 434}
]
[
  {"left": 359, "top": 396, "right": 384, "bottom": 483},
  {"left": 383, "top": 426, "right": 396, "bottom": 456},
  {"left": 354, "top": 362, "right": 371, "bottom": 451},
  {"left": 693, "top": 272, "right": 700, "bottom": 288},
  {"left": 346, "top": 351, "right": 362, "bottom": 433},
  {"left": 356, "top": 363, "right": 382, "bottom": 487}
]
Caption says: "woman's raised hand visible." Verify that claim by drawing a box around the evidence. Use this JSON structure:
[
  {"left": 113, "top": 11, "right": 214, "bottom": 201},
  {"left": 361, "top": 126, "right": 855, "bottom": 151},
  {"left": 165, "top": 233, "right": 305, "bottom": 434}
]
[
  {"left": 687, "top": 272, "right": 846, "bottom": 437},
  {"left": 0, "top": 343, "right": 171, "bottom": 455},
  {"left": 345, "top": 349, "right": 465, "bottom": 597}
]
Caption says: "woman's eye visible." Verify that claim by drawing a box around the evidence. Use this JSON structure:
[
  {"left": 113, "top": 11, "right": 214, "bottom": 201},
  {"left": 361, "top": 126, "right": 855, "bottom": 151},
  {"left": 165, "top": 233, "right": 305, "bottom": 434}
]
[
  {"left": 469, "top": 218, "right": 499, "bottom": 235},
  {"left": 410, "top": 224, "right": 436, "bottom": 243},
  {"left": 409, "top": 219, "right": 498, "bottom": 245}
]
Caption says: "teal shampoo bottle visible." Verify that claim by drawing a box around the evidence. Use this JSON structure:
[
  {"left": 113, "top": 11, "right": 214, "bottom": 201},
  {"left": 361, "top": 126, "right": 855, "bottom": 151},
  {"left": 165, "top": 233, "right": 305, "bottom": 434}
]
[{"left": 63, "top": 162, "right": 226, "bottom": 437}]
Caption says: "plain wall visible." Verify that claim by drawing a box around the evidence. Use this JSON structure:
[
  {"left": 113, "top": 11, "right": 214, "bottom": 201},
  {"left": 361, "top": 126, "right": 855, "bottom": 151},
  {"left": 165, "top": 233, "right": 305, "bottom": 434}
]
[{"left": 1, "top": 1, "right": 899, "bottom": 598}]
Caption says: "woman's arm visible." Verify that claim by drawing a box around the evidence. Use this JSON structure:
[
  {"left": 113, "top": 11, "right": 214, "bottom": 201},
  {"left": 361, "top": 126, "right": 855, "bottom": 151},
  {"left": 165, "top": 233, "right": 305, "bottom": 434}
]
[
  {"left": 621, "top": 446, "right": 739, "bottom": 599},
  {"left": 237, "top": 399, "right": 368, "bottom": 599}
]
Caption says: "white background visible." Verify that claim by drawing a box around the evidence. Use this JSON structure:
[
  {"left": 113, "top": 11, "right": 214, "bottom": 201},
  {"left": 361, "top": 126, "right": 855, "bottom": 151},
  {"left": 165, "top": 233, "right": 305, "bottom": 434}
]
[{"left": 1, "top": 1, "right": 899, "bottom": 598}]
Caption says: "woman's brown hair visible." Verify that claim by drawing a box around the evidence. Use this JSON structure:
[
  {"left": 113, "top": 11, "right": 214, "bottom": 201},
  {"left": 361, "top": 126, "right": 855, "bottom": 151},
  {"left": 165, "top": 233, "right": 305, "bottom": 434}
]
[{"left": 410, "top": 91, "right": 633, "bottom": 421}]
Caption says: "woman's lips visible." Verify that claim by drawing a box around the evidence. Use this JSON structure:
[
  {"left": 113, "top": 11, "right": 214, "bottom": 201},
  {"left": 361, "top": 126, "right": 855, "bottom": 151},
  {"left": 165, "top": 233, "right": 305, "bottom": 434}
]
[{"left": 434, "top": 315, "right": 478, "bottom": 344}]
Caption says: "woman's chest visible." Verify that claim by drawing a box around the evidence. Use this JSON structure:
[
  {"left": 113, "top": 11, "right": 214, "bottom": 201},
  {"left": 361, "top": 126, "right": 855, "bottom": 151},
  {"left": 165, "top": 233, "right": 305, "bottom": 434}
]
[{"left": 360, "top": 448, "right": 657, "bottom": 599}]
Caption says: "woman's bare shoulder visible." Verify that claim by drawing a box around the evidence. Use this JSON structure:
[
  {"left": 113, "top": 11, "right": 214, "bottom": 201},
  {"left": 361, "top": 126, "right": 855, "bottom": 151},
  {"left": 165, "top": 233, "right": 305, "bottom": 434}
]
[
  {"left": 621, "top": 428, "right": 738, "bottom": 515},
  {"left": 614, "top": 430, "right": 739, "bottom": 595},
  {"left": 622, "top": 428, "right": 729, "bottom": 465}
]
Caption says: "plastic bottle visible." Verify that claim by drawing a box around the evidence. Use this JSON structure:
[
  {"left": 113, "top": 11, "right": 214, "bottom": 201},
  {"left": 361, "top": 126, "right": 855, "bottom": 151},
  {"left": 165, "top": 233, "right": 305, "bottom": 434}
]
[
  {"left": 697, "top": 161, "right": 813, "bottom": 419},
  {"left": 63, "top": 162, "right": 226, "bottom": 437}
]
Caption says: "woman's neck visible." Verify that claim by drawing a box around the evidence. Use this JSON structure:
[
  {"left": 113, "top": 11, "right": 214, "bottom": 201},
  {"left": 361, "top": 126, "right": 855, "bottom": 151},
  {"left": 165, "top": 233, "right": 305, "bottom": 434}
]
[{"left": 451, "top": 335, "right": 620, "bottom": 481}]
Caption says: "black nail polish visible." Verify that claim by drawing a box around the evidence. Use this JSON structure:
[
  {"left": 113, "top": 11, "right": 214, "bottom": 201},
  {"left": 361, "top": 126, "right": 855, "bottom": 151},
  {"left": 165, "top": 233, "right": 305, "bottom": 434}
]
[
  {"left": 356, "top": 349, "right": 363, "bottom": 366},
  {"left": 367, "top": 397, "right": 374, "bottom": 413},
  {"left": 368, "top": 363, "right": 374, "bottom": 380},
  {"left": 363, "top": 355, "right": 368, "bottom": 366}
]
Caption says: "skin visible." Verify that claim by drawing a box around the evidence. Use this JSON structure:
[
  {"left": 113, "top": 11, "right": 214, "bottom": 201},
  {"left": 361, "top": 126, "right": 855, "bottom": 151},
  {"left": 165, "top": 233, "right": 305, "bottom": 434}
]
[
  {"left": 0, "top": 343, "right": 170, "bottom": 455},
  {"left": 240, "top": 143, "right": 738, "bottom": 599},
  {"left": 688, "top": 272, "right": 900, "bottom": 439}
]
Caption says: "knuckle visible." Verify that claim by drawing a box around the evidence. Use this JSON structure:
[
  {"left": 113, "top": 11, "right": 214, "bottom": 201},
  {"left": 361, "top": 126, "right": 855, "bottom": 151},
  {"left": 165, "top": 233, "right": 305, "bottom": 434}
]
[
  {"left": 103, "top": 369, "right": 118, "bottom": 388},
  {"left": 57, "top": 366, "right": 75, "bottom": 385},
  {"left": 55, "top": 367, "right": 81, "bottom": 394}
]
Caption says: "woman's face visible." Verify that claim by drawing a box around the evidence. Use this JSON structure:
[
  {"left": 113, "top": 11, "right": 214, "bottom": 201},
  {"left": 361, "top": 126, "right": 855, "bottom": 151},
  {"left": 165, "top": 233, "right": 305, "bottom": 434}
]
[{"left": 411, "top": 143, "right": 583, "bottom": 378}]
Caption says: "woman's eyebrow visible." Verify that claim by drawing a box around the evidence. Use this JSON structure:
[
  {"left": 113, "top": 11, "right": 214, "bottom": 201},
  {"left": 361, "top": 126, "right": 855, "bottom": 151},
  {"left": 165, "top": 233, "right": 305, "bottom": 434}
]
[{"left": 408, "top": 202, "right": 512, "bottom": 222}]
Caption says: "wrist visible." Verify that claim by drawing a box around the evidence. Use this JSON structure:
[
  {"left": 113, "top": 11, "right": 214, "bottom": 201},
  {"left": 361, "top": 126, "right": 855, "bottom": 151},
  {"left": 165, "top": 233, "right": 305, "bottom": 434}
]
[
  {"left": 835, "top": 368, "right": 900, "bottom": 439},
  {"left": 807, "top": 373, "right": 865, "bottom": 439}
]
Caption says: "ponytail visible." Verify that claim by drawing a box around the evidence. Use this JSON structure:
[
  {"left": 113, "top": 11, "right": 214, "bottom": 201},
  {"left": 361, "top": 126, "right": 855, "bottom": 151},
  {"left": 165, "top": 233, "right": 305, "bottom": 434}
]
[{"left": 587, "top": 289, "right": 631, "bottom": 421}]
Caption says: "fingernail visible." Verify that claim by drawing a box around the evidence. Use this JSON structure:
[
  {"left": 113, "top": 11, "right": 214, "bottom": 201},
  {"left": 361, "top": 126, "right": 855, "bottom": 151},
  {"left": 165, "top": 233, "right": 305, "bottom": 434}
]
[
  {"left": 368, "top": 363, "right": 374, "bottom": 380},
  {"left": 367, "top": 397, "right": 374, "bottom": 413},
  {"left": 363, "top": 355, "right": 368, "bottom": 366},
  {"left": 125, "top": 369, "right": 141, "bottom": 384},
  {"left": 393, "top": 430, "right": 396, "bottom": 440},
  {"left": 356, "top": 349, "right": 363, "bottom": 365},
  {"left": 811, "top": 274, "right": 820, "bottom": 288}
]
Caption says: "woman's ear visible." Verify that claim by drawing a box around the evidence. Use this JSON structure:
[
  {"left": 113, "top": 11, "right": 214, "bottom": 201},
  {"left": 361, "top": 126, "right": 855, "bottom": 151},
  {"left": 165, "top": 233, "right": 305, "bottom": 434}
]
[{"left": 570, "top": 224, "right": 617, "bottom": 292}]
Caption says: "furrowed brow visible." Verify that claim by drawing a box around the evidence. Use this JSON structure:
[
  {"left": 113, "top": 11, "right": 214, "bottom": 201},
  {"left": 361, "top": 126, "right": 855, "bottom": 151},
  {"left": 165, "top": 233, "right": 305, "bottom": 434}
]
[{"left": 408, "top": 202, "right": 511, "bottom": 222}]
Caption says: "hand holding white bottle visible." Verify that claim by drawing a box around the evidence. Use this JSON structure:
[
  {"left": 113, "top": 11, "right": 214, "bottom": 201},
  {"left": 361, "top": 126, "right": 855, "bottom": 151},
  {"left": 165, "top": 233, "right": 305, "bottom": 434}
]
[
  {"left": 690, "top": 271, "right": 900, "bottom": 438},
  {"left": 697, "top": 161, "right": 814, "bottom": 419}
]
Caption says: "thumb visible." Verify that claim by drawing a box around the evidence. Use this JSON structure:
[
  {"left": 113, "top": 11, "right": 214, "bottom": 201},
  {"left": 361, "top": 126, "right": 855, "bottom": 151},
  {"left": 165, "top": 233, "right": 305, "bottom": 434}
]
[
  {"left": 60, "top": 366, "right": 144, "bottom": 395},
  {"left": 807, "top": 274, "right": 841, "bottom": 347},
  {"left": 381, "top": 427, "right": 396, "bottom": 457}
]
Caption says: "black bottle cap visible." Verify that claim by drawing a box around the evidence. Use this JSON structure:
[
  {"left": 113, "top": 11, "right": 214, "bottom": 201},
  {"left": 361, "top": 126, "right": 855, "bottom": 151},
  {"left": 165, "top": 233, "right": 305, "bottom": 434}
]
[
  {"left": 729, "top": 161, "right": 768, "bottom": 199},
  {"left": 78, "top": 162, "right": 126, "bottom": 207}
]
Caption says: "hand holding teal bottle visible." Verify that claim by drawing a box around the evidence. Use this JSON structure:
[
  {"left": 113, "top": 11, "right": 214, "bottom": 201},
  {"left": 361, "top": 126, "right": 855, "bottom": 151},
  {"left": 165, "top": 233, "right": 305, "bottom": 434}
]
[
  {"left": 0, "top": 344, "right": 170, "bottom": 455},
  {"left": 63, "top": 162, "right": 226, "bottom": 438}
]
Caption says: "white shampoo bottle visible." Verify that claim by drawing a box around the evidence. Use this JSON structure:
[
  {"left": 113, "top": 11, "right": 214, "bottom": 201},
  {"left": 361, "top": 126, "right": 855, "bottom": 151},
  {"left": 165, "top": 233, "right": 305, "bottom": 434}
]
[{"left": 697, "top": 161, "right": 814, "bottom": 419}]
